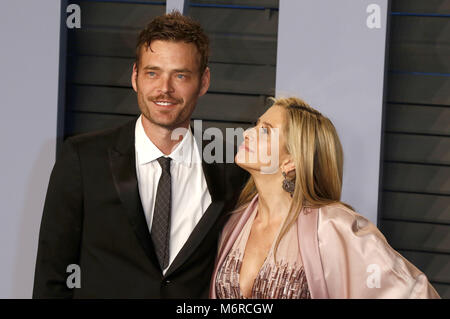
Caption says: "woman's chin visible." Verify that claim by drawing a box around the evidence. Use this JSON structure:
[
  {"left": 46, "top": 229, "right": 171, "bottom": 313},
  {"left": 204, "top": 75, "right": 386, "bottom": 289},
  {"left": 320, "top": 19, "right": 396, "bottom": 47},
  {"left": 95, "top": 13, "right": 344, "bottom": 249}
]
[
  {"left": 235, "top": 153, "right": 251, "bottom": 171},
  {"left": 234, "top": 156, "right": 246, "bottom": 169},
  {"left": 235, "top": 154, "right": 279, "bottom": 176},
  {"left": 235, "top": 156, "right": 261, "bottom": 175}
]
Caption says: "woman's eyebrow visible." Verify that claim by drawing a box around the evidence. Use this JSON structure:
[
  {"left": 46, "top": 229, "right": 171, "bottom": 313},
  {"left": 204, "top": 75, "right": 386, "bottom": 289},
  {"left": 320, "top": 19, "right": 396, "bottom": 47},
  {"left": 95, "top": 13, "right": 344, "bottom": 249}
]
[{"left": 255, "top": 118, "right": 273, "bottom": 127}]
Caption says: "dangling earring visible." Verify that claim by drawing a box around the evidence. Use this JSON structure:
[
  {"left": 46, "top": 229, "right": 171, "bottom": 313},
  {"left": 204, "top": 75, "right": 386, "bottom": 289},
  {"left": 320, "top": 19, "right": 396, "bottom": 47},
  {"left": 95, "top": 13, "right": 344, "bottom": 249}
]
[{"left": 282, "top": 171, "right": 295, "bottom": 197}]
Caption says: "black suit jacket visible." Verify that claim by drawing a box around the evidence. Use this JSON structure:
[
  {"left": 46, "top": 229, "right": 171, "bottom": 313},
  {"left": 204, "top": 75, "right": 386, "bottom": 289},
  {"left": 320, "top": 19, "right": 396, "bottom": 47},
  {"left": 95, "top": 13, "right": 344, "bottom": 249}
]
[{"left": 33, "top": 118, "right": 248, "bottom": 298}]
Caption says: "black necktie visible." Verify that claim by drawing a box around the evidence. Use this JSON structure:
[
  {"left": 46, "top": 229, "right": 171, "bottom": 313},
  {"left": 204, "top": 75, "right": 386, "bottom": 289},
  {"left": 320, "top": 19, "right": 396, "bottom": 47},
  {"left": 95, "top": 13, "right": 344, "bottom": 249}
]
[{"left": 151, "top": 156, "right": 172, "bottom": 270}]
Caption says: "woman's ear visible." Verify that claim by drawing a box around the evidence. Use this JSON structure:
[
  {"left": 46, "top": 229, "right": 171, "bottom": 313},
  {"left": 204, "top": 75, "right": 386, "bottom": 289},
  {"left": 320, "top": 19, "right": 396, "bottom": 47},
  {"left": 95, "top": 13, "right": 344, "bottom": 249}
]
[{"left": 280, "top": 157, "right": 296, "bottom": 176}]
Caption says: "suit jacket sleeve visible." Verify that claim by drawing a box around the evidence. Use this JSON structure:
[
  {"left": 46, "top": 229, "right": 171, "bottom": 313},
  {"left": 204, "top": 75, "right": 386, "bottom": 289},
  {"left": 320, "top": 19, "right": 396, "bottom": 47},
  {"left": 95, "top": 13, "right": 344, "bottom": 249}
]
[
  {"left": 317, "top": 205, "right": 440, "bottom": 299},
  {"left": 33, "top": 138, "right": 83, "bottom": 298}
]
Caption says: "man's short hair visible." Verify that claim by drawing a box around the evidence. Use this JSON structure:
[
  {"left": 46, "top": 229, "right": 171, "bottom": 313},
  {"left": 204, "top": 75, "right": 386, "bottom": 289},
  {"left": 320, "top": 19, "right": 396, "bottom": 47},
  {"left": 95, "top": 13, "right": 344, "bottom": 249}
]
[{"left": 136, "top": 11, "right": 210, "bottom": 73}]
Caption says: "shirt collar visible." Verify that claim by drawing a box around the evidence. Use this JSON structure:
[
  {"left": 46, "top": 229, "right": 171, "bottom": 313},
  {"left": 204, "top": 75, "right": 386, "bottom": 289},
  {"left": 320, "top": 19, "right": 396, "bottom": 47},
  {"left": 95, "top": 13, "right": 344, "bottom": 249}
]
[{"left": 135, "top": 115, "right": 195, "bottom": 167}]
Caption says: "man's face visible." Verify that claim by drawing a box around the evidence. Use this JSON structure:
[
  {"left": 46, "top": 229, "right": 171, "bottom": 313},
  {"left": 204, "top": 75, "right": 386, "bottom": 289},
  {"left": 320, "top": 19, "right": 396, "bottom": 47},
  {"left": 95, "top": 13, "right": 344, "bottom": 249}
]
[{"left": 132, "top": 40, "right": 210, "bottom": 130}]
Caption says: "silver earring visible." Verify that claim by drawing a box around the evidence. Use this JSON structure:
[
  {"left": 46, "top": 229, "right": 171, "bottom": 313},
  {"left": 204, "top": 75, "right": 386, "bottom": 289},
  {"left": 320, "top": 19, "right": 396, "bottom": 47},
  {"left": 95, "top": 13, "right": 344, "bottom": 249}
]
[{"left": 282, "top": 172, "right": 295, "bottom": 197}]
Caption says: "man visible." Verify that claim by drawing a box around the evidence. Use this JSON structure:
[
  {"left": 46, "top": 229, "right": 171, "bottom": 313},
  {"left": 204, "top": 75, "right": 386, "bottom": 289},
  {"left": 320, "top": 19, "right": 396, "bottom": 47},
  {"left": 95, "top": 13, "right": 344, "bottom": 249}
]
[{"left": 33, "top": 12, "right": 247, "bottom": 298}]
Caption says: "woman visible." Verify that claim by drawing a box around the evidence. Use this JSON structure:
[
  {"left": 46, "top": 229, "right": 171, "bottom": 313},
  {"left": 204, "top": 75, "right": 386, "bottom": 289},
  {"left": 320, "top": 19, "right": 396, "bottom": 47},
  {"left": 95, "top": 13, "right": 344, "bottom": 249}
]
[{"left": 210, "top": 97, "right": 440, "bottom": 299}]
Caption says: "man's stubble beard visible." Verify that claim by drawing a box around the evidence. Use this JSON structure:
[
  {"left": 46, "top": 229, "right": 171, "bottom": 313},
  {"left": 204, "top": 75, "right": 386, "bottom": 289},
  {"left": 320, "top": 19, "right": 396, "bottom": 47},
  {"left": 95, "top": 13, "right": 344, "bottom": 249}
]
[{"left": 137, "top": 91, "right": 198, "bottom": 131}]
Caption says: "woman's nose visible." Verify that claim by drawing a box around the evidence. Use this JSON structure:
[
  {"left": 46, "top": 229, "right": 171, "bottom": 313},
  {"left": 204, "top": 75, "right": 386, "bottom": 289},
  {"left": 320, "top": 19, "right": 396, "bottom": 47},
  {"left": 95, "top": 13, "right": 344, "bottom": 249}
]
[{"left": 243, "top": 127, "right": 255, "bottom": 140}]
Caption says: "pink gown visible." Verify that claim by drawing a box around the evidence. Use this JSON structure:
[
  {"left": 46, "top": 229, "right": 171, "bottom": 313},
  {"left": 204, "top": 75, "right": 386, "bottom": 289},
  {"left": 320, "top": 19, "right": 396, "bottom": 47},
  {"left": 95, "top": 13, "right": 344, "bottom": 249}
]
[
  {"left": 215, "top": 202, "right": 310, "bottom": 299},
  {"left": 210, "top": 194, "right": 441, "bottom": 299}
]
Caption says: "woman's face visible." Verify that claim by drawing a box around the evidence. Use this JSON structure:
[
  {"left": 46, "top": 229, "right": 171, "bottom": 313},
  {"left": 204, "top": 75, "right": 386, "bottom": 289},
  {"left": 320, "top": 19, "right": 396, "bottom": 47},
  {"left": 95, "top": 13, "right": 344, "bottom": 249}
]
[{"left": 235, "top": 105, "right": 290, "bottom": 174}]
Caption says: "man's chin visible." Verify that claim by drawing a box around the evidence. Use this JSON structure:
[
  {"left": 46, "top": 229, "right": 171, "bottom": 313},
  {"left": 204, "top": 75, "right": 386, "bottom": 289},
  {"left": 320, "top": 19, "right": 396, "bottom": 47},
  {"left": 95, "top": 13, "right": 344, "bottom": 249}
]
[{"left": 143, "top": 114, "right": 185, "bottom": 130}]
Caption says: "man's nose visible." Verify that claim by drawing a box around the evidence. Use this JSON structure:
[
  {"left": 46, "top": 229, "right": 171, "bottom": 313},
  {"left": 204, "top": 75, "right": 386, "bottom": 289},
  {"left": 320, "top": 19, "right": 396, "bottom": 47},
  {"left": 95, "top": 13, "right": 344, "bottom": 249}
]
[{"left": 158, "top": 74, "right": 174, "bottom": 94}]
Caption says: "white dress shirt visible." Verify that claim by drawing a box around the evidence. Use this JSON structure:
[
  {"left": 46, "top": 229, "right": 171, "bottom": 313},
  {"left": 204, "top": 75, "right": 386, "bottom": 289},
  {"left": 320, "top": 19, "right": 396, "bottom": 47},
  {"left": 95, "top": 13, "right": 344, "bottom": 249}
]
[{"left": 135, "top": 115, "right": 212, "bottom": 275}]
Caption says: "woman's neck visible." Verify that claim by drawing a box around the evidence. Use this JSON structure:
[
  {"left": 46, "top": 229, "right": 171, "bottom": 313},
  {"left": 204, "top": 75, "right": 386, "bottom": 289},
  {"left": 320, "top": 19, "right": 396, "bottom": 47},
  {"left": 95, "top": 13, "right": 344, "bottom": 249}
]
[{"left": 251, "top": 172, "right": 293, "bottom": 226}]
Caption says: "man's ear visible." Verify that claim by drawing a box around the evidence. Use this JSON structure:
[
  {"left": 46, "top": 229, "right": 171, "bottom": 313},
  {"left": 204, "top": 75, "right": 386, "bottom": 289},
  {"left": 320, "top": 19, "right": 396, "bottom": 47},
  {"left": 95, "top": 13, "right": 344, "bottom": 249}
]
[
  {"left": 198, "top": 67, "right": 210, "bottom": 97},
  {"left": 131, "top": 62, "right": 138, "bottom": 93}
]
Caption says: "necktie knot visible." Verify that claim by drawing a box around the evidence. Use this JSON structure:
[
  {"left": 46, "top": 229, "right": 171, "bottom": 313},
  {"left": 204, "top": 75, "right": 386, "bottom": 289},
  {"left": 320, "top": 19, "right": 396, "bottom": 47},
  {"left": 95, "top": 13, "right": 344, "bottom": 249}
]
[{"left": 157, "top": 156, "right": 171, "bottom": 174}]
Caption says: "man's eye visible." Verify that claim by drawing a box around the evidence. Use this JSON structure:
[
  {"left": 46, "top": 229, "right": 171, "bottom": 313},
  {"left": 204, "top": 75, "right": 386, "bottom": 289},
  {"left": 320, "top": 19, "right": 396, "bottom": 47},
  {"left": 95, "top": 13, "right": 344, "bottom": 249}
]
[
  {"left": 147, "top": 72, "right": 156, "bottom": 77},
  {"left": 260, "top": 127, "right": 268, "bottom": 134},
  {"left": 177, "top": 74, "right": 185, "bottom": 79}
]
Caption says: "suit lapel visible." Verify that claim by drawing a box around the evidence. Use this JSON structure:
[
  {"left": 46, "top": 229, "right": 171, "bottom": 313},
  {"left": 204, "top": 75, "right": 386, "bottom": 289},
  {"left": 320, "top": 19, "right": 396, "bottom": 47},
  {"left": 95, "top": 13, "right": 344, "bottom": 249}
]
[
  {"left": 164, "top": 128, "right": 227, "bottom": 277},
  {"left": 109, "top": 120, "right": 229, "bottom": 277},
  {"left": 108, "top": 118, "right": 160, "bottom": 271},
  {"left": 164, "top": 200, "right": 225, "bottom": 277}
]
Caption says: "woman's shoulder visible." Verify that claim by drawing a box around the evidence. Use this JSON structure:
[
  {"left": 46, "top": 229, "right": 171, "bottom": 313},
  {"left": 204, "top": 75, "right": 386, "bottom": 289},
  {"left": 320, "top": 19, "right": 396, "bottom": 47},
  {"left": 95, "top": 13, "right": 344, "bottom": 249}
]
[
  {"left": 314, "top": 202, "right": 440, "bottom": 298},
  {"left": 318, "top": 202, "right": 377, "bottom": 232},
  {"left": 223, "top": 210, "right": 244, "bottom": 231},
  {"left": 219, "top": 205, "right": 253, "bottom": 247},
  {"left": 313, "top": 202, "right": 391, "bottom": 247},
  {"left": 319, "top": 202, "right": 364, "bottom": 219}
]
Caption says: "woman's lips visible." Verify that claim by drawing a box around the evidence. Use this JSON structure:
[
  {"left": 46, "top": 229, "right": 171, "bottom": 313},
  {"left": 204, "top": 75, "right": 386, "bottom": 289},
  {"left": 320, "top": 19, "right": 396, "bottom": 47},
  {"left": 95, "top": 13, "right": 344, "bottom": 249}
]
[{"left": 239, "top": 144, "right": 253, "bottom": 153}]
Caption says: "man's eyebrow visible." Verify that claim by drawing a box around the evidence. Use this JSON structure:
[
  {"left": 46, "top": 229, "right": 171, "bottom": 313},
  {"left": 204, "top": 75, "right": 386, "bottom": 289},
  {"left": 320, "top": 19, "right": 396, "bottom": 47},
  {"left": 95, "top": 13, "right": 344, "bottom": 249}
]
[
  {"left": 173, "top": 68, "right": 193, "bottom": 73},
  {"left": 142, "top": 65, "right": 161, "bottom": 71},
  {"left": 141, "top": 66, "right": 193, "bottom": 73}
]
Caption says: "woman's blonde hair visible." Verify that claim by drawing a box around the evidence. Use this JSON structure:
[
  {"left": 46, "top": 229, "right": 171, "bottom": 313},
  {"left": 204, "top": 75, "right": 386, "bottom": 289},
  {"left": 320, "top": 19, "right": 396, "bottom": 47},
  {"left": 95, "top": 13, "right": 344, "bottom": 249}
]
[{"left": 234, "top": 96, "right": 352, "bottom": 258}]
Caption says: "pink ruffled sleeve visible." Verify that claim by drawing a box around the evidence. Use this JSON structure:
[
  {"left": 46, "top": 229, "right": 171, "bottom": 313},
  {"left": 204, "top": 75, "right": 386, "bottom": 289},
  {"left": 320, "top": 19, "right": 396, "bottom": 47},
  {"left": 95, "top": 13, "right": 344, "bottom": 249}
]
[{"left": 317, "top": 204, "right": 440, "bottom": 299}]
